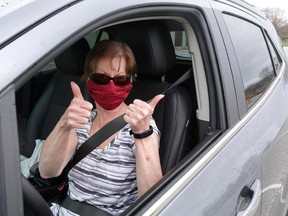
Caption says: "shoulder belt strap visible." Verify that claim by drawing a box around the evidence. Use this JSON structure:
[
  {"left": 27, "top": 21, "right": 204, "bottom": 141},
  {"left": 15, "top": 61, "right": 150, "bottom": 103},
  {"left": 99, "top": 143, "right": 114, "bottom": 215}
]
[{"left": 71, "top": 114, "right": 126, "bottom": 166}]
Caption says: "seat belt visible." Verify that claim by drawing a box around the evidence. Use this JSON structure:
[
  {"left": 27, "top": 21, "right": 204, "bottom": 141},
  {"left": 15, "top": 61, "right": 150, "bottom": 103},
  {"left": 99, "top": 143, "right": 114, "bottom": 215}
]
[
  {"left": 71, "top": 113, "right": 126, "bottom": 166},
  {"left": 164, "top": 68, "right": 193, "bottom": 94},
  {"left": 61, "top": 196, "right": 111, "bottom": 216}
]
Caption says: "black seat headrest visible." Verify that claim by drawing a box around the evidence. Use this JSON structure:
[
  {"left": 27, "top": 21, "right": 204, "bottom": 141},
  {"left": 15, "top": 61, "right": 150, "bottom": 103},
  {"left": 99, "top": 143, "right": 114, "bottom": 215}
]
[
  {"left": 105, "top": 21, "right": 176, "bottom": 78},
  {"left": 54, "top": 38, "right": 90, "bottom": 75}
]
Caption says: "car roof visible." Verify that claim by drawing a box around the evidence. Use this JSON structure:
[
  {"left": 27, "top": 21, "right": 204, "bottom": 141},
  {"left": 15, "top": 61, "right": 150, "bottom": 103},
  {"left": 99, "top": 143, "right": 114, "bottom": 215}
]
[
  {"left": 0, "top": 0, "right": 268, "bottom": 49},
  {"left": 0, "top": 0, "right": 81, "bottom": 47}
]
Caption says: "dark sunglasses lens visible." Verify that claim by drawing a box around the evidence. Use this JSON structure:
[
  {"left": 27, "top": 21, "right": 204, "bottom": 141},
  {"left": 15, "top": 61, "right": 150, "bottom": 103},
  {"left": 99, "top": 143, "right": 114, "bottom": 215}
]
[
  {"left": 91, "top": 73, "right": 110, "bottom": 85},
  {"left": 114, "top": 76, "right": 131, "bottom": 86}
]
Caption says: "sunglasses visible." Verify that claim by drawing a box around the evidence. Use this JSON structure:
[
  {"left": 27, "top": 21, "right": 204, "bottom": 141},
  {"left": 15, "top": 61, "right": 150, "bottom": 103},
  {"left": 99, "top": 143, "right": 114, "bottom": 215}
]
[{"left": 90, "top": 73, "right": 131, "bottom": 86}]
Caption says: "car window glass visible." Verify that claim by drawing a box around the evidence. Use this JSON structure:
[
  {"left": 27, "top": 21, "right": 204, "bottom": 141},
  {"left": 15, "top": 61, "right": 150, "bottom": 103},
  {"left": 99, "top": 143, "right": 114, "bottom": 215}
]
[
  {"left": 99, "top": 31, "right": 109, "bottom": 40},
  {"left": 266, "top": 35, "right": 282, "bottom": 73},
  {"left": 85, "top": 31, "right": 110, "bottom": 48},
  {"left": 85, "top": 32, "right": 97, "bottom": 48},
  {"left": 170, "top": 30, "right": 191, "bottom": 59},
  {"left": 41, "top": 60, "right": 56, "bottom": 71},
  {"left": 224, "top": 14, "right": 275, "bottom": 108}
]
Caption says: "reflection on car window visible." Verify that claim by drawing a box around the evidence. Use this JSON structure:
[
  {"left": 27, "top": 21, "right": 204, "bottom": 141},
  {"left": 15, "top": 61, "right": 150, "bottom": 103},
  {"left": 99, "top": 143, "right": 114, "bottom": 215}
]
[
  {"left": 99, "top": 31, "right": 109, "bottom": 41},
  {"left": 224, "top": 14, "right": 276, "bottom": 108},
  {"left": 170, "top": 31, "right": 191, "bottom": 59},
  {"left": 85, "top": 32, "right": 97, "bottom": 48},
  {"left": 266, "top": 35, "right": 282, "bottom": 73},
  {"left": 85, "top": 31, "right": 110, "bottom": 48},
  {"left": 41, "top": 60, "right": 56, "bottom": 71}
]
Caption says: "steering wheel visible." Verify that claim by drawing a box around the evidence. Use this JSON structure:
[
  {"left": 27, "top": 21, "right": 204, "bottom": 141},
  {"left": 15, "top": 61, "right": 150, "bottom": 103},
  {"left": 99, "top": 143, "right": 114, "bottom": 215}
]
[{"left": 21, "top": 174, "right": 53, "bottom": 216}]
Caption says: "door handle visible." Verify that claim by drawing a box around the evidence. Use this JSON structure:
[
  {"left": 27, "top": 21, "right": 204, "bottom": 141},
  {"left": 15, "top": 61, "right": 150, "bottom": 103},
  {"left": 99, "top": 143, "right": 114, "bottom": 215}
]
[{"left": 236, "top": 179, "right": 261, "bottom": 216}]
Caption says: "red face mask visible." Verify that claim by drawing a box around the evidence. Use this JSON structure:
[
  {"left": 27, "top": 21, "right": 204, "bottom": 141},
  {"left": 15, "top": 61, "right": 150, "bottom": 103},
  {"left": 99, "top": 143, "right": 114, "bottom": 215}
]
[{"left": 87, "top": 80, "right": 132, "bottom": 110}]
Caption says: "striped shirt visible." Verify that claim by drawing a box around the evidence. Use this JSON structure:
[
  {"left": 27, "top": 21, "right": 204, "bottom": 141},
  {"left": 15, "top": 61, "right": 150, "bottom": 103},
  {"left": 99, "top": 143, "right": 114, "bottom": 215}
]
[{"left": 51, "top": 109, "right": 160, "bottom": 216}]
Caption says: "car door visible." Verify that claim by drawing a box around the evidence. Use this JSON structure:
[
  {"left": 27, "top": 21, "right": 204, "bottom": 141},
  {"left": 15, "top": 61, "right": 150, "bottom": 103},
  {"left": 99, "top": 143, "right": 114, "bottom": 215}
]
[
  {"left": 0, "top": 85, "right": 23, "bottom": 216},
  {"left": 125, "top": 2, "right": 262, "bottom": 216},
  {"left": 134, "top": 1, "right": 287, "bottom": 216},
  {"left": 211, "top": 1, "right": 288, "bottom": 216}
]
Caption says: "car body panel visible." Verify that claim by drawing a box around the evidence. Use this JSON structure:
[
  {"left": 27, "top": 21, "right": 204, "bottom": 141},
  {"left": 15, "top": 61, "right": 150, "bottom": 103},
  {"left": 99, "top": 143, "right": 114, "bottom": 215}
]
[
  {"left": 249, "top": 70, "right": 288, "bottom": 216},
  {"left": 158, "top": 128, "right": 261, "bottom": 216},
  {"left": 0, "top": 0, "right": 81, "bottom": 46},
  {"left": 211, "top": 2, "right": 288, "bottom": 215},
  {"left": 156, "top": 66, "right": 288, "bottom": 215},
  {"left": 0, "top": 85, "right": 23, "bottom": 216}
]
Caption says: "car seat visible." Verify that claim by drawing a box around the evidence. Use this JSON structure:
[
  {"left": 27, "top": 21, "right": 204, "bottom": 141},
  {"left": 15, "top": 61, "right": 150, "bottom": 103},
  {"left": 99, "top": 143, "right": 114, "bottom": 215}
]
[
  {"left": 24, "top": 38, "right": 90, "bottom": 157},
  {"left": 105, "top": 20, "right": 195, "bottom": 174}
]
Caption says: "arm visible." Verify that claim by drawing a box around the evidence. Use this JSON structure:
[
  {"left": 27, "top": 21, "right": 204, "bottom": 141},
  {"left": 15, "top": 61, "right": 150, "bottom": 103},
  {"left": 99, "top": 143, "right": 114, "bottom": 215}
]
[
  {"left": 124, "top": 95, "right": 164, "bottom": 196},
  {"left": 39, "top": 82, "right": 93, "bottom": 178},
  {"left": 38, "top": 116, "right": 78, "bottom": 178},
  {"left": 134, "top": 129, "right": 162, "bottom": 196}
]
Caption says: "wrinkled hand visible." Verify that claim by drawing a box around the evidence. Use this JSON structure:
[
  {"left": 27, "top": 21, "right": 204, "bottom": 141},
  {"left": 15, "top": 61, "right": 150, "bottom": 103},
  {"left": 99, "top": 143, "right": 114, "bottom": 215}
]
[
  {"left": 61, "top": 82, "right": 93, "bottom": 130},
  {"left": 124, "top": 94, "right": 164, "bottom": 133}
]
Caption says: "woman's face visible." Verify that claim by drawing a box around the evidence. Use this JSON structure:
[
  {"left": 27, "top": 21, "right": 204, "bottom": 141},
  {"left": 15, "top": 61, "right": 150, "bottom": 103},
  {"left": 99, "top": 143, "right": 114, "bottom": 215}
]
[{"left": 87, "top": 55, "right": 133, "bottom": 110}]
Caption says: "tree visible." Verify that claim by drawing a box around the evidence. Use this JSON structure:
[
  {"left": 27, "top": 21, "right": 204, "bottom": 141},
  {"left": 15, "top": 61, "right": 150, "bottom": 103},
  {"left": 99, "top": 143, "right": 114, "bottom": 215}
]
[{"left": 262, "top": 8, "right": 288, "bottom": 40}]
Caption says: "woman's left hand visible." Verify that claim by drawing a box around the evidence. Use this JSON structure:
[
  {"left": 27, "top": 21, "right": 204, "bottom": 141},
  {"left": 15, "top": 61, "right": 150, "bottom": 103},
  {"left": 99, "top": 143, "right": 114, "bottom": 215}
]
[{"left": 124, "top": 94, "right": 164, "bottom": 133}]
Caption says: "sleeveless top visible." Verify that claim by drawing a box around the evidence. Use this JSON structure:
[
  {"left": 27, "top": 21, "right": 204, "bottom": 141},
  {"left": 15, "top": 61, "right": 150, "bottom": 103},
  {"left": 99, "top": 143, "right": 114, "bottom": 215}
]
[{"left": 50, "top": 109, "right": 160, "bottom": 216}]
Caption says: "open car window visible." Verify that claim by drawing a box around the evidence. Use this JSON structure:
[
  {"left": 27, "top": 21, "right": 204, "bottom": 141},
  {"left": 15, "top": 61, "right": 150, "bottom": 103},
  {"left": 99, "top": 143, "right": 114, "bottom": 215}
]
[{"left": 170, "top": 30, "right": 191, "bottom": 59}]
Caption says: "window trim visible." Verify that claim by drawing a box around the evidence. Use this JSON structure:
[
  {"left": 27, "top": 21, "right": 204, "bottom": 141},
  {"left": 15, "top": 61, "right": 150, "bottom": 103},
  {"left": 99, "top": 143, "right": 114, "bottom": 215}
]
[{"left": 263, "top": 30, "right": 284, "bottom": 76}]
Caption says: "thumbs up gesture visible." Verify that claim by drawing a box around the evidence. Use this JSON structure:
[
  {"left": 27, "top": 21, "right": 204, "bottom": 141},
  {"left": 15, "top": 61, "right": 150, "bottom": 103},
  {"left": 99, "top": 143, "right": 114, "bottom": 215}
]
[
  {"left": 62, "top": 82, "right": 93, "bottom": 130},
  {"left": 124, "top": 95, "right": 164, "bottom": 134}
]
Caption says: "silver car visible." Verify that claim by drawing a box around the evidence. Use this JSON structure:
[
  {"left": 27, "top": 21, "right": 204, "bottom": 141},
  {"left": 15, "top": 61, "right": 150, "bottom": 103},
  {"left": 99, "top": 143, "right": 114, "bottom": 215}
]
[{"left": 1, "top": 0, "right": 288, "bottom": 215}]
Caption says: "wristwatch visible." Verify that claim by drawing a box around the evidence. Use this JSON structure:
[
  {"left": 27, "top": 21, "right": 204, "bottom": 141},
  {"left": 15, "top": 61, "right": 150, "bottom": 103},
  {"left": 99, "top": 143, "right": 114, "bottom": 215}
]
[{"left": 130, "top": 125, "right": 153, "bottom": 139}]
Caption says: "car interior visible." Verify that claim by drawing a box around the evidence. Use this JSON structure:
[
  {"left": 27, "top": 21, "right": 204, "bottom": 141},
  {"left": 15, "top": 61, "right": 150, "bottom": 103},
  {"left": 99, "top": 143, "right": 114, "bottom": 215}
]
[{"left": 16, "top": 16, "right": 221, "bottom": 214}]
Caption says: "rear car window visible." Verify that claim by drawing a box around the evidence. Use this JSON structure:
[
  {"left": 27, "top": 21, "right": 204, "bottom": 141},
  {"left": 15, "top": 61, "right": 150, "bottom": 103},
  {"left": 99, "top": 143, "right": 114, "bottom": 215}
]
[
  {"left": 170, "top": 30, "right": 191, "bottom": 59},
  {"left": 223, "top": 14, "right": 276, "bottom": 108}
]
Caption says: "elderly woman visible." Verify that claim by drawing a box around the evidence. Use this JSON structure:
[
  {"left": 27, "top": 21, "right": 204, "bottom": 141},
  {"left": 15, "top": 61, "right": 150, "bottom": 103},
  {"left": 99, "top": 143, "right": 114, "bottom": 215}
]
[{"left": 39, "top": 40, "right": 164, "bottom": 215}]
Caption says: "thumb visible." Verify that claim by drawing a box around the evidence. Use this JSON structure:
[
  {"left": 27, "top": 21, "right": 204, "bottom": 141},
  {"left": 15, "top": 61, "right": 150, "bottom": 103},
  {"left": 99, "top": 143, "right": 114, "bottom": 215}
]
[
  {"left": 71, "top": 81, "right": 84, "bottom": 100},
  {"left": 149, "top": 94, "right": 165, "bottom": 109}
]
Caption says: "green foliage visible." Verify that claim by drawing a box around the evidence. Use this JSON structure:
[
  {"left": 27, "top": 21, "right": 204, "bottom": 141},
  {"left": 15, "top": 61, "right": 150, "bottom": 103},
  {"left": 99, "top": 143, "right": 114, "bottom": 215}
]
[{"left": 283, "top": 40, "right": 288, "bottom": 46}]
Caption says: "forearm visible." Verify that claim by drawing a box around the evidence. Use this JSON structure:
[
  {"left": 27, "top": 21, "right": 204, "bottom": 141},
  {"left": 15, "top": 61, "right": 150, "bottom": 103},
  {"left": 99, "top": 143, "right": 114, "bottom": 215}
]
[
  {"left": 39, "top": 82, "right": 92, "bottom": 178},
  {"left": 39, "top": 119, "right": 77, "bottom": 178},
  {"left": 135, "top": 133, "right": 162, "bottom": 196},
  {"left": 123, "top": 95, "right": 164, "bottom": 196}
]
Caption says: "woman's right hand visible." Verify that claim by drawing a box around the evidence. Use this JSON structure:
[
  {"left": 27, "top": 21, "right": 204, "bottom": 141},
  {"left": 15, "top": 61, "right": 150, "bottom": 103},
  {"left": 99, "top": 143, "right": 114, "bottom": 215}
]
[
  {"left": 61, "top": 82, "right": 93, "bottom": 130},
  {"left": 39, "top": 82, "right": 93, "bottom": 178}
]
